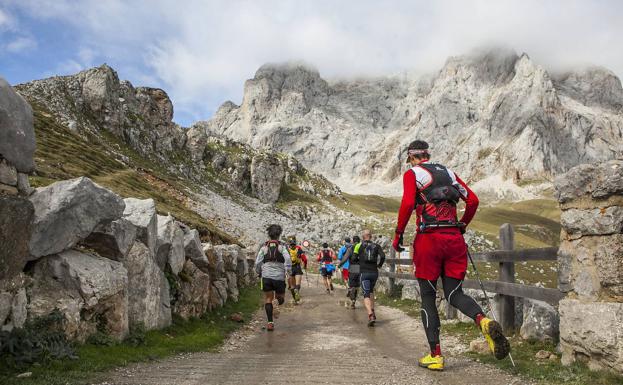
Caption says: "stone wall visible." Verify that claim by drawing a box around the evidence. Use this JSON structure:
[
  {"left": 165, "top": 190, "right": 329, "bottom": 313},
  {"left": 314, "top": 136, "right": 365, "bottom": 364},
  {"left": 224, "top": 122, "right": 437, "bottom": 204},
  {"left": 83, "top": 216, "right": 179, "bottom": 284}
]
[
  {"left": 0, "top": 77, "right": 253, "bottom": 341},
  {"left": 0, "top": 76, "right": 36, "bottom": 332},
  {"left": 555, "top": 160, "right": 623, "bottom": 373}
]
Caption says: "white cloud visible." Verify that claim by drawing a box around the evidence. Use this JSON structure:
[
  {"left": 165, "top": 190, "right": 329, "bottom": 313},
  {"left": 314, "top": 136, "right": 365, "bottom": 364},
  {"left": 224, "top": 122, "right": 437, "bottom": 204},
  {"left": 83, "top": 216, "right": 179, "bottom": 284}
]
[
  {"left": 5, "top": 36, "right": 36, "bottom": 52},
  {"left": 5, "top": 0, "right": 623, "bottom": 125}
]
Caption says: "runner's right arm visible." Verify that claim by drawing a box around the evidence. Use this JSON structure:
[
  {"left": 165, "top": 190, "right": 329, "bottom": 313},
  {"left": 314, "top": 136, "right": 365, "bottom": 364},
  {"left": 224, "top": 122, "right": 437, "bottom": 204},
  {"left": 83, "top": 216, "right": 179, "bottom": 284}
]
[
  {"left": 255, "top": 247, "right": 265, "bottom": 277},
  {"left": 393, "top": 170, "right": 416, "bottom": 251}
]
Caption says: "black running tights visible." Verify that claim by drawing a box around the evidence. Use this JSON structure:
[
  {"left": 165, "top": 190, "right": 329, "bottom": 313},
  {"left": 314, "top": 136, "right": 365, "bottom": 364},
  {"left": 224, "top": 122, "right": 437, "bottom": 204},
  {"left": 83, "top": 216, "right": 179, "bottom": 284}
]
[{"left": 418, "top": 276, "right": 484, "bottom": 351}]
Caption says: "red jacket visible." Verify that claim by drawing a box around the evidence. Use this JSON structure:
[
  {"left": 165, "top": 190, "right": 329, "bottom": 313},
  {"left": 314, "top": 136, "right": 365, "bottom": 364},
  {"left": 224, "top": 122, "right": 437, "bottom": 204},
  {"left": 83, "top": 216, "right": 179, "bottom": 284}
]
[{"left": 395, "top": 160, "right": 479, "bottom": 235}]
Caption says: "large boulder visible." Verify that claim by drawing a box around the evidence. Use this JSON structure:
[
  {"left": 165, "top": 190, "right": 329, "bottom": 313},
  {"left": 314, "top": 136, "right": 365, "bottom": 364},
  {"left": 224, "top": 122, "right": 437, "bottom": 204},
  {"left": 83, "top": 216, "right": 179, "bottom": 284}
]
[
  {"left": 28, "top": 250, "right": 129, "bottom": 341},
  {"left": 123, "top": 198, "right": 157, "bottom": 256},
  {"left": 156, "top": 215, "right": 185, "bottom": 274},
  {"left": 250, "top": 154, "right": 285, "bottom": 204},
  {"left": 0, "top": 77, "right": 35, "bottom": 173},
  {"left": 28, "top": 177, "right": 125, "bottom": 258},
  {"left": 172, "top": 260, "right": 212, "bottom": 319},
  {"left": 401, "top": 281, "right": 421, "bottom": 301},
  {"left": 236, "top": 249, "right": 250, "bottom": 285},
  {"left": 560, "top": 207, "right": 623, "bottom": 238},
  {"left": 554, "top": 160, "right": 623, "bottom": 206},
  {"left": 184, "top": 229, "right": 211, "bottom": 273},
  {"left": 559, "top": 299, "right": 623, "bottom": 373},
  {"left": 0, "top": 196, "right": 34, "bottom": 281},
  {"left": 225, "top": 271, "right": 239, "bottom": 302},
  {"left": 0, "top": 158, "right": 17, "bottom": 186},
  {"left": 203, "top": 243, "right": 225, "bottom": 277},
  {"left": 211, "top": 279, "right": 229, "bottom": 307},
  {"left": 520, "top": 299, "right": 559, "bottom": 341},
  {"left": 214, "top": 244, "right": 240, "bottom": 272},
  {"left": 81, "top": 218, "right": 137, "bottom": 261},
  {"left": 558, "top": 234, "right": 623, "bottom": 297},
  {"left": 123, "top": 241, "right": 171, "bottom": 330}
]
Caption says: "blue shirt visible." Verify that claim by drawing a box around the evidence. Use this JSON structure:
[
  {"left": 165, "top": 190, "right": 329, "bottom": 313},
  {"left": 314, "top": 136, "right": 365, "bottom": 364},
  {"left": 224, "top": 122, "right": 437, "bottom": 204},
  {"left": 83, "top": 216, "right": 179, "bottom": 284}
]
[{"left": 337, "top": 243, "right": 352, "bottom": 269}]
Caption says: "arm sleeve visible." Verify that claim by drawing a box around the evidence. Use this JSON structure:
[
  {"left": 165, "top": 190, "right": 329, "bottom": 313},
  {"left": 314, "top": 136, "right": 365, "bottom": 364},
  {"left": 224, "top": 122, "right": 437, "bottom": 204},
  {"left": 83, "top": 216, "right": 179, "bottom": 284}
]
[
  {"left": 377, "top": 245, "right": 386, "bottom": 268},
  {"left": 455, "top": 175, "right": 479, "bottom": 226},
  {"left": 396, "top": 170, "right": 417, "bottom": 234},
  {"left": 282, "top": 247, "right": 292, "bottom": 274},
  {"left": 339, "top": 247, "right": 352, "bottom": 268},
  {"left": 255, "top": 248, "right": 264, "bottom": 276}
]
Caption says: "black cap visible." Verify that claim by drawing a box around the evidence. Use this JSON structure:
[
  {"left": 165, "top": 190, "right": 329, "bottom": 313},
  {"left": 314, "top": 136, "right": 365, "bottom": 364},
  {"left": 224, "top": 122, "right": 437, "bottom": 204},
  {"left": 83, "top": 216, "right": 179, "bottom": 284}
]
[{"left": 322, "top": 242, "right": 328, "bottom": 248}]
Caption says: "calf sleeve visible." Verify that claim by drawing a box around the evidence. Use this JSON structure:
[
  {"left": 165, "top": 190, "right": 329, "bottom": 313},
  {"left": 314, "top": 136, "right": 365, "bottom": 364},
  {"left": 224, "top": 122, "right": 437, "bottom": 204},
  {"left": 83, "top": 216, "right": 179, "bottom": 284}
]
[
  {"left": 295, "top": 284, "right": 301, "bottom": 291},
  {"left": 441, "top": 276, "right": 483, "bottom": 321},
  {"left": 265, "top": 303, "right": 274, "bottom": 322},
  {"left": 418, "top": 278, "right": 440, "bottom": 353}
]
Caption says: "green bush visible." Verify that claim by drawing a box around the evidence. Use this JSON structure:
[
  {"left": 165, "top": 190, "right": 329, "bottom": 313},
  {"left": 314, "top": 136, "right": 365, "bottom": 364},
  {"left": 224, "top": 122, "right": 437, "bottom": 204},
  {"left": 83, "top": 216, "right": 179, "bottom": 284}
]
[
  {"left": 124, "top": 323, "right": 147, "bottom": 347},
  {"left": 0, "top": 309, "right": 77, "bottom": 367}
]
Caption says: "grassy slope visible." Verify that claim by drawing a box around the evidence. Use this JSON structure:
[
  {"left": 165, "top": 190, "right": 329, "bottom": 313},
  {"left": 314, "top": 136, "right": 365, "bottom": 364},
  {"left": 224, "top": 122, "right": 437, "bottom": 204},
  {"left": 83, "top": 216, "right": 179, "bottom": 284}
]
[
  {"left": 375, "top": 294, "right": 623, "bottom": 385},
  {"left": 0, "top": 287, "right": 261, "bottom": 385},
  {"left": 29, "top": 105, "right": 238, "bottom": 244}
]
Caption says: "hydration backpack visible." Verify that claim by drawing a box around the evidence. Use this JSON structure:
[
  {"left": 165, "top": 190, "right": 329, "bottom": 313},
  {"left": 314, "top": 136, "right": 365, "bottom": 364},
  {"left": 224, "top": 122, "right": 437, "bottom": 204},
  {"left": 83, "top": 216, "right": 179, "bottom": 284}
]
[
  {"left": 289, "top": 246, "right": 301, "bottom": 264},
  {"left": 352, "top": 242, "right": 377, "bottom": 264},
  {"left": 264, "top": 240, "right": 285, "bottom": 263},
  {"left": 321, "top": 249, "right": 332, "bottom": 263},
  {"left": 414, "top": 163, "right": 462, "bottom": 224}
]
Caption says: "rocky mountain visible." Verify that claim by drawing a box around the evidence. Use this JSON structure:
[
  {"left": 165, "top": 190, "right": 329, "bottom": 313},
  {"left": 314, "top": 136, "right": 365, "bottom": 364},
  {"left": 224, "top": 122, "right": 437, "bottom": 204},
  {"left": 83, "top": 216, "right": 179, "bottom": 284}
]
[
  {"left": 203, "top": 48, "right": 623, "bottom": 199},
  {"left": 14, "top": 65, "right": 371, "bottom": 248}
]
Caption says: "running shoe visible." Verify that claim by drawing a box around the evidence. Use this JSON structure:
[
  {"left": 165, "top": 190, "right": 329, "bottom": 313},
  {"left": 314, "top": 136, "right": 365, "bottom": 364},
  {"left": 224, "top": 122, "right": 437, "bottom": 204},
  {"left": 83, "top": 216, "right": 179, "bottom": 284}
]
[
  {"left": 418, "top": 354, "right": 444, "bottom": 371},
  {"left": 367, "top": 313, "right": 376, "bottom": 327},
  {"left": 266, "top": 322, "right": 275, "bottom": 331},
  {"left": 479, "top": 317, "right": 510, "bottom": 360}
]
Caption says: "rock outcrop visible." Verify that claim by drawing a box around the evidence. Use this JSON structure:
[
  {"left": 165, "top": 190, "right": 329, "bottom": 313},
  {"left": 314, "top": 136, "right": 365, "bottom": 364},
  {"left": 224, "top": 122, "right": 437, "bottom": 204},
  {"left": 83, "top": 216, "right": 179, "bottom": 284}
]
[
  {"left": 205, "top": 49, "right": 623, "bottom": 197},
  {"left": 15, "top": 65, "right": 185, "bottom": 159},
  {"left": 250, "top": 154, "right": 285, "bottom": 204},
  {"left": 156, "top": 214, "right": 185, "bottom": 274},
  {"left": 555, "top": 160, "right": 623, "bottom": 373}
]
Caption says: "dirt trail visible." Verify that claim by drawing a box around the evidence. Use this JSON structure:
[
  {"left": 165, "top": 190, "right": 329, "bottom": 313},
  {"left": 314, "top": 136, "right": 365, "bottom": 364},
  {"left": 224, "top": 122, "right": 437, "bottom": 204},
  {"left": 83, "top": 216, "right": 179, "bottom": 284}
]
[{"left": 101, "top": 281, "right": 528, "bottom": 385}]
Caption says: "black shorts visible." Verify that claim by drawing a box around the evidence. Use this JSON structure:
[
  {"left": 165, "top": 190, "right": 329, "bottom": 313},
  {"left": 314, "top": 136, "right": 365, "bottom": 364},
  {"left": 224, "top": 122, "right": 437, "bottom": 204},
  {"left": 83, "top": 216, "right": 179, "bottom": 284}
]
[
  {"left": 320, "top": 267, "right": 333, "bottom": 277},
  {"left": 262, "top": 278, "right": 286, "bottom": 294},
  {"left": 291, "top": 264, "right": 304, "bottom": 276},
  {"left": 361, "top": 272, "right": 379, "bottom": 297},
  {"left": 348, "top": 272, "right": 361, "bottom": 288}
]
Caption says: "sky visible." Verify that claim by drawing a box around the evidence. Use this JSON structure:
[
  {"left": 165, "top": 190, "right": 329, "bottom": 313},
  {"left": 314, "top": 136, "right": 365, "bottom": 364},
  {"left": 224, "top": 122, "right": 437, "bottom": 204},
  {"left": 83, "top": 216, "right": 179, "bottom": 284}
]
[{"left": 0, "top": 0, "right": 622, "bottom": 126}]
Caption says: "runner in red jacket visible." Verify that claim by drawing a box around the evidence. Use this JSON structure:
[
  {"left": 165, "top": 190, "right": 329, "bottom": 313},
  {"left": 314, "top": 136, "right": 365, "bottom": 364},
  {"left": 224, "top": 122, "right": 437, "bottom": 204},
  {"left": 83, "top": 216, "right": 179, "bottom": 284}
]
[{"left": 392, "top": 140, "right": 509, "bottom": 371}]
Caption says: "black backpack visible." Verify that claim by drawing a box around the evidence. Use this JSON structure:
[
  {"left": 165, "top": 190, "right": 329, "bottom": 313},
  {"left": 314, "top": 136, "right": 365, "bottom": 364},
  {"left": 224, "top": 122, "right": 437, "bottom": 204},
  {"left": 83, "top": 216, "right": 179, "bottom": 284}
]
[
  {"left": 264, "top": 241, "right": 284, "bottom": 263},
  {"left": 353, "top": 241, "right": 379, "bottom": 265}
]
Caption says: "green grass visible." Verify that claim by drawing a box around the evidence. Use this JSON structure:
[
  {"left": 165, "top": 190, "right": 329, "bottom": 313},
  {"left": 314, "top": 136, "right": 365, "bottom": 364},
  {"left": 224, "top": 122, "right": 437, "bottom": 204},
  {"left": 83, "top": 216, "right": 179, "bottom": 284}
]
[
  {"left": 377, "top": 292, "right": 623, "bottom": 385},
  {"left": 442, "top": 322, "right": 623, "bottom": 385},
  {"left": 29, "top": 104, "right": 238, "bottom": 245},
  {"left": 0, "top": 286, "right": 261, "bottom": 385}
]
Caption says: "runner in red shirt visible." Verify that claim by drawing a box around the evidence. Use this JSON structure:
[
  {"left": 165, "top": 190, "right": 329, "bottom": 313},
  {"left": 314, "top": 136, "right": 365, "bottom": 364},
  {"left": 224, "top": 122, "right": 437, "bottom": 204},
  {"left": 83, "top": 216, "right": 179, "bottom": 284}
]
[{"left": 392, "top": 140, "right": 510, "bottom": 371}]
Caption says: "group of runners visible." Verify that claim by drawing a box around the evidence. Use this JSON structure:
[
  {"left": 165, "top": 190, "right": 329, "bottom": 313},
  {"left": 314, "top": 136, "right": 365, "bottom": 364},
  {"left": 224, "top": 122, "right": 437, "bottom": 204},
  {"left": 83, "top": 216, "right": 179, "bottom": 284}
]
[{"left": 254, "top": 139, "right": 510, "bottom": 371}]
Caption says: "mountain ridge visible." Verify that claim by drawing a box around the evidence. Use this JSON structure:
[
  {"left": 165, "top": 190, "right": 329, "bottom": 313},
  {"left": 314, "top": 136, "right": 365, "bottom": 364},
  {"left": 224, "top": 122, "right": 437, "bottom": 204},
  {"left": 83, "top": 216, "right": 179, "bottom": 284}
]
[{"left": 202, "top": 48, "right": 623, "bottom": 199}]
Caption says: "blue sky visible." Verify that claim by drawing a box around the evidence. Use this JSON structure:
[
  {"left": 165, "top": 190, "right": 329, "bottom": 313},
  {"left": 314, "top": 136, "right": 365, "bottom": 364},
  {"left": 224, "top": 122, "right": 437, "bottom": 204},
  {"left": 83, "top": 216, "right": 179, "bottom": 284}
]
[{"left": 1, "top": 0, "right": 622, "bottom": 127}]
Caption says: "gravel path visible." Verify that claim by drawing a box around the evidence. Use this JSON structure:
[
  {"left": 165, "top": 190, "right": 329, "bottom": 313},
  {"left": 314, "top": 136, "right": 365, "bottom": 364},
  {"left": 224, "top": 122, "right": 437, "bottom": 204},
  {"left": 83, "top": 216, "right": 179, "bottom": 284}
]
[{"left": 100, "top": 280, "right": 528, "bottom": 385}]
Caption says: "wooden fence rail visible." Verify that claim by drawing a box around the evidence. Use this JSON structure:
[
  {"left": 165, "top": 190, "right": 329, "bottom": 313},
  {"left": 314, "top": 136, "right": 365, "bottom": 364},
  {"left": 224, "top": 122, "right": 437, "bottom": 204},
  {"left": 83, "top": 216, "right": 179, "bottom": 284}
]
[{"left": 380, "top": 223, "right": 563, "bottom": 332}]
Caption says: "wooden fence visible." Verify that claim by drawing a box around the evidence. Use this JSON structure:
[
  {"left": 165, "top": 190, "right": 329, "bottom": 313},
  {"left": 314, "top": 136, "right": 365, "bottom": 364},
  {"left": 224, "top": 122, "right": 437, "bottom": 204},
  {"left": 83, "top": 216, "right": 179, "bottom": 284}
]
[{"left": 380, "top": 223, "right": 563, "bottom": 332}]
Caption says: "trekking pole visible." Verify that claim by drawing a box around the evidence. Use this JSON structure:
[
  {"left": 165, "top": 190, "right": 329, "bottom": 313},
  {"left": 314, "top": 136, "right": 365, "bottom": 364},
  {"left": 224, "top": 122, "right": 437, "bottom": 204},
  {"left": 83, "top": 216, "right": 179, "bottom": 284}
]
[
  {"left": 305, "top": 269, "right": 310, "bottom": 287},
  {"left": 466, "top": 247, "right": 517, "bottom": 368}
]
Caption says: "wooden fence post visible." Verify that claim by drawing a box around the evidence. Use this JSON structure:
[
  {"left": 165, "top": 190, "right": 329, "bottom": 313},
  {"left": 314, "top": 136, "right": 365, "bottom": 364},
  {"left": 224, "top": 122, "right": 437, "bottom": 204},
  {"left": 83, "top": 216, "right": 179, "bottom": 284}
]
[
  {"left": 388, "top": 247, "right": 396, "bottom": 297},
  {"left": 498, "top": 223, "right": 516, "bottom": 333}
]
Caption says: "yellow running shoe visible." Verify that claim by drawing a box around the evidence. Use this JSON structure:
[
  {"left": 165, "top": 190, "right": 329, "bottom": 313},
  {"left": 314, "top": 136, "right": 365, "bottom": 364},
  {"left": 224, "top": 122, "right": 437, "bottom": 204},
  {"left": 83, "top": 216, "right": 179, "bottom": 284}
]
[
  {"left": 479, "top": 317, "right": 510, "bottom": 360},
  {"left": 418, "top": 354, "right": 444, "bottom": 371}
]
